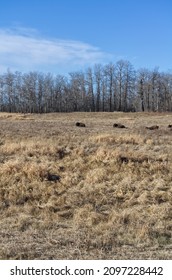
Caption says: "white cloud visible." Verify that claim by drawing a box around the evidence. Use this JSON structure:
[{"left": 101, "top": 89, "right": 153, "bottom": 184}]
[{"left": 0, "top": 27, "right": 113, "bottom": 74}]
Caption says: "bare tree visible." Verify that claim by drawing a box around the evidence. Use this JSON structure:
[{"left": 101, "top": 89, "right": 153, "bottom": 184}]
[
  {"left": 104, "top": 63, "right": 115, "bottom": 111},
  {"left": 115, "top": 60, "right": 125, "bottom": 111},
  {"left": 85, "top": 67, "right": 95, "bottom": 112},
  {"left": 94, "top": 64, "right": 103, "bottom": 112}
]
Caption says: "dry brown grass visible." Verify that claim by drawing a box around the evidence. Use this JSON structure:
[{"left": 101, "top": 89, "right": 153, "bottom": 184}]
[{"left": 0, "top": 112, "right": 172, "bottom": 259}]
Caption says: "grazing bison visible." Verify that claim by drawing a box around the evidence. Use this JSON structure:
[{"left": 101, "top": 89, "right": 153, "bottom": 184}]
[
  {"left": 168, "top": 124, "right": 172, "bottom": 128},
  {"left": 146, "top": 125, "right": 159, "bottom": 130},
  {"left": 113, "top": 123, "right": 127, "bottom": 128},
  {"left": 76, "top": 122, "right": 86, "bottom": 127},
  {"left": 46, "top": 173, "right": 61, "bottom": 182}
]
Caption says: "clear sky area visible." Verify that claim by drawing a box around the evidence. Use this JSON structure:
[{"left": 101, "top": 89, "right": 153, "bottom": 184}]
[{"left": 0, "top": 0, "right": 172, "bottom": 74}]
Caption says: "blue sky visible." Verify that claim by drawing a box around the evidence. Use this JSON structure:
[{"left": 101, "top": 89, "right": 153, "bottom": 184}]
[{"left": 0, "top": 0, "right": 172, "bottom": 74}]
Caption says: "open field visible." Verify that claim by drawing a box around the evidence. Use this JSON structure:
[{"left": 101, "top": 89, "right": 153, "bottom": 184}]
[{"left": 0, "top": 112, "right": 172, "bottom": 259}]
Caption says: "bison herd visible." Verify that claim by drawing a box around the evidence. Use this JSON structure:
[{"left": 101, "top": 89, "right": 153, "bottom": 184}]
[
  {"left": 75, "top": 122, "right": 172, "bottom": 130},
  {"left": 44, "top": 122, "right": 172, "bottom": 184}
]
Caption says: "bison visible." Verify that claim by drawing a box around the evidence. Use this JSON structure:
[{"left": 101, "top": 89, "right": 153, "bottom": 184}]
[
  {"left": 146, "top": 125, "right": 159, "bottom": 130},
  {"left": 46, "top": 173, "right": 61, "bottom": 182},
  {"left": 76, "top": 122, "right": 86, "bottom": 127},
  {"left": 113, "top": 123, "right": 127, "bottom": 128}
]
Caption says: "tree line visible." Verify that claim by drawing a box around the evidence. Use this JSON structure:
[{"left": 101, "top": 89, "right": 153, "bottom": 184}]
[{"left": 0, "top": 60, "right": 172, "bottom": 113}]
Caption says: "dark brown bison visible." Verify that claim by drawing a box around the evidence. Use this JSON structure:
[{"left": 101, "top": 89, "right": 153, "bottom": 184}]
[
  {"left": 113, "top": 123, "right": 127, "bottom": 128},
  {"left": 46, "top": 173, "right": 61, "bottom": 182},
  {"left": 146, "top": 125, "right": 159, "bottom": 130},
  {"left": 76, "top": 122, "right": 86, "bottom": 127},
  {"left": 168, "top": 124, "right": 172, "bottom": 128}
]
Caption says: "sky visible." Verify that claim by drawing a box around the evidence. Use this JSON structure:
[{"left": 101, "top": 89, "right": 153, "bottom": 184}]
[{"left": 0, "top": 0, "right": 172, "bottom": 75}]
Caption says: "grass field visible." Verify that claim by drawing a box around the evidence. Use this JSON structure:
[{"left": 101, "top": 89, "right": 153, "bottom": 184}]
[{"left": 0, "top": 112, "right": 172, "bottom": 259}]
